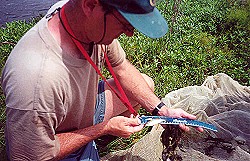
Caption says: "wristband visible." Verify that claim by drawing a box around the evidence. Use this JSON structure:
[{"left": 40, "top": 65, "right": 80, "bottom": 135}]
[{"left": 152, "top": 102, "right": 165, "bottom": 116}]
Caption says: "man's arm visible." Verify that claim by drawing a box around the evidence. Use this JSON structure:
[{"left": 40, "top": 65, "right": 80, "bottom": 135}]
[
  {"left": 112, "top": 59, "right": 203, "bottom": 132},
  {"left": 55, "top": 115, "right": 143, "bottom": 160},
  {"left": 113, "top": 59, "right": 168, "bottom": 112},
  {"left": 113, "top": 59, "right": 161, "bottom": 113}
]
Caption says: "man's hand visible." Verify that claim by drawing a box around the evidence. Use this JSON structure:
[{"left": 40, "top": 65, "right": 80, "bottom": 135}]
[
  {"left": 105, "top": 114, "right": 144, "bottom": 138},
  {"left": 158, "top": 106, "right": 204, "bottom": 132}
]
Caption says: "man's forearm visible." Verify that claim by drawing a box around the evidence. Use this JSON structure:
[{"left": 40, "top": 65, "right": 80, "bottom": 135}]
[
  {"left": 54, "top": 121, "right": 109, "bottom": 160},
  {"left": 113, "top": 59, "right": 161, "bottom": 113}
]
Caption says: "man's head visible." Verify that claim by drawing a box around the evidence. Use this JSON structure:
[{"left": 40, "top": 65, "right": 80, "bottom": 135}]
[{"left": 99, "top": 0, "right": 168, "bottom": 38}]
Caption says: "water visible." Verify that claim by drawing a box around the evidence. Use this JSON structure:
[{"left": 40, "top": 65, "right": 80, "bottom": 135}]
[{"left": 0, "top": 0, "right": 59, "bottom": 26}]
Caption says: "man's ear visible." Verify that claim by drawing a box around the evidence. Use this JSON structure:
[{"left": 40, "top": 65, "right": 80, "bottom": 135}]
[{"left": 81, "top": 0, "right": 99, "bottom": 17}]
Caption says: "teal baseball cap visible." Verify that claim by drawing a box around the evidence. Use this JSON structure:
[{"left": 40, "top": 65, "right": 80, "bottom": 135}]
[{"left": 100, "top": 0, "right": 168, "bottom": 38}]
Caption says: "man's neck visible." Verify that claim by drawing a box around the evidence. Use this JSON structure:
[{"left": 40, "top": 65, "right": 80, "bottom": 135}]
[{"left": 48, "top": 3, "right": 92, "bottom": 59}]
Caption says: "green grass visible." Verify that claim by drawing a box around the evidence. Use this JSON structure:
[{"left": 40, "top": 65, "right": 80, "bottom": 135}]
[{"left": 0, "top": 0, "right": 249, "bottom": 159}]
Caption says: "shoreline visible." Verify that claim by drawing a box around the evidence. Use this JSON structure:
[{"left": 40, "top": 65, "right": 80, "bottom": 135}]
[{"left": 0, "top": 0, "right": 58, "bottom": 26}]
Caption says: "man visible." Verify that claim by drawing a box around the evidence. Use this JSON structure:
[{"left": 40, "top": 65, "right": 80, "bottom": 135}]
[{"left": 1, "top": 0, "right": 203, "bottom": 160}]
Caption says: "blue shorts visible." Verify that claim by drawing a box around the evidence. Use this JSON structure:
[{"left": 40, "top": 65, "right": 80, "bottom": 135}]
[{"left": 61, "top": 81, "right": 106, "bottom": 161}]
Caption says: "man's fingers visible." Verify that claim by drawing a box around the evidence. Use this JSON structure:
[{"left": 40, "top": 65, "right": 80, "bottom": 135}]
[
  {"left": 128, "top": 114, "right": 141, "bottom": 125},
  {"left": 133, "top": 124, "right": 144, "bottom": 132},
  {"left": 182, "top": 112, "right": 196, "bottom": 120},
  {"left": 179, "top": 124, "right": 204, "bottom": 132},
  {"left": 179, "top": 124, "right": 190, "bottom": 132},
  {"left": 196, "top": 127, "right": 204, "bottom": 132}
]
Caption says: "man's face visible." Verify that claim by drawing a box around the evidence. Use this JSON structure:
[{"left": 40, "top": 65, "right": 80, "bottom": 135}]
[
  {"left": 86, "top": 5, "right": 135, "bottom": 45},
  {"left": 107, "top": 9, "right": 135, "bottom": 36}
]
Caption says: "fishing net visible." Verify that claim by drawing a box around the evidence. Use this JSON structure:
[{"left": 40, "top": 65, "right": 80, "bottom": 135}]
[{"left": 101, "top": 73, "right": 250, "bottom": 161}]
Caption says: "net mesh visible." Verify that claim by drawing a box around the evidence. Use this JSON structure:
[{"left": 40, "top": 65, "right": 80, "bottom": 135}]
[{"left": 101, "top": 73, "right": 250, "bottom": 161}]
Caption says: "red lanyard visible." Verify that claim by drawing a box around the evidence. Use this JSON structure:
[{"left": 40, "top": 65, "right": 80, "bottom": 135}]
[{"left": 60, "top": 6, "right": 137, "bottom": 116}]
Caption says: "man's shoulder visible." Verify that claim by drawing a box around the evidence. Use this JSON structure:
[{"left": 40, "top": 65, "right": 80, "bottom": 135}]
[{"left": 105, "top": 39, "right": 126, "bottom": 67}]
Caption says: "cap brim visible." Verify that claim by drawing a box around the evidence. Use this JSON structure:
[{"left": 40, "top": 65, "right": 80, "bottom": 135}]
[{"left": 118, "top": 8, "right": 168, "bottom": 38}]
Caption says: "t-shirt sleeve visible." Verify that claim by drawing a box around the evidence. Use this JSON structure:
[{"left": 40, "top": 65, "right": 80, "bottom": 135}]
[
  {"left": 5, "top": 108, "right": 60, "bottom": 160},
  {"left": 106, "top": 39, "right": 126, "bottom": 67},
  {"left": 1, "top": 33, "right": 65, "bottom": 160},
  {"left": 2, "top": 68, "right": 65, "bottom": 160}
]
